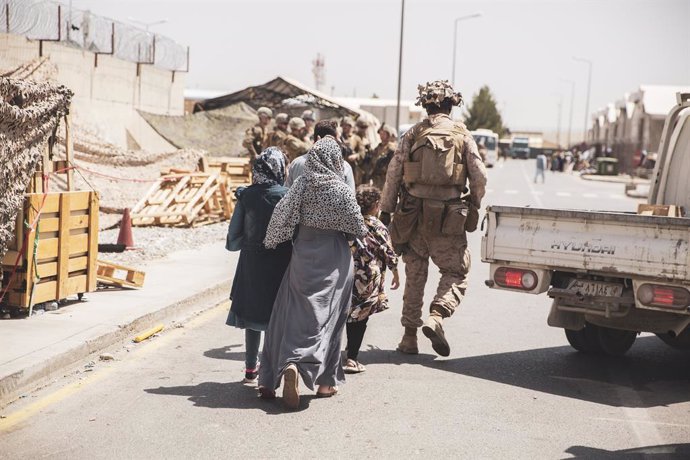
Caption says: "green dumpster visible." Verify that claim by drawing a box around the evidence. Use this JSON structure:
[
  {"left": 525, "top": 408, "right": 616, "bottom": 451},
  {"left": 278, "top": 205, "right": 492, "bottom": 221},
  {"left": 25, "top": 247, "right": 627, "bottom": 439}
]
[{"left": 597, "top": 157, "right": 619, "bottom": 176}]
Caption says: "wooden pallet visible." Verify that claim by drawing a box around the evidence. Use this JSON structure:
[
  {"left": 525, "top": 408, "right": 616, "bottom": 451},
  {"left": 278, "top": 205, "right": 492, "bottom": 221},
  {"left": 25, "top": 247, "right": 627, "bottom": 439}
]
[
  {"left": 198, "top": 157, "right": 252, "bottom": 192},
  {"left": 637, "top": 204, "right": 684, "bottom": 217},
  {"left": 1, "top": 191, "right": 99, "bottom": 308},
  {"left": 130, "top": 172, "right": 232, "bottom": 227},
  {"left": 96, "top": 260, "right": 145, "bottom": 288}
]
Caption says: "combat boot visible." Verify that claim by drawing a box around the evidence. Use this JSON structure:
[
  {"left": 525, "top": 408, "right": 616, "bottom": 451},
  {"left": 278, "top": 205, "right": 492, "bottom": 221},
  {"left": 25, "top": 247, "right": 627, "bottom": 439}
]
[
  {"left": 422, "top": 313, "right": 450, "bottom": 357},
  {"left": 396, "top": 327, "right": 419, "bottom": 354}
]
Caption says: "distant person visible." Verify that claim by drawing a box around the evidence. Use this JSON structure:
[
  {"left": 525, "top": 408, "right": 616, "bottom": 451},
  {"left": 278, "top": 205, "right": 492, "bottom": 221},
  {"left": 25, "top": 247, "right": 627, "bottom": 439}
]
[
  {"left": 301, "top": 109, "right": 316, "bottom": 141},
  {"left": 365, "top": 124, "right": 398, "bottom": 190},
  {"left": 265, "top": 113, "right": 289, "bottom": 151},
  {"left": 286, "top": 120, "right": 355, "bottom": 191},
  {"left": 477, "top": 139, "right": 487, "bottom": 163},
  {"left": 344, "top": 185, "right": 399, "bottom": 374},
  {"left": 259, "top": 135, "right": 366, "bottom": 410},
  {"left": 283, "top": 117, "right": 312, "bottom": 163},
  {"left": 535, "top": 153, "right": 547, "bottom": 183},
  {"left": 242, "top": 107, "right": 272, "bottom": 161},
  {"left": 225, "top": 147, "right": 291, "bottom": 383},
  {"left": 345, "top": 118, "right": 371, "bottom": 185}
]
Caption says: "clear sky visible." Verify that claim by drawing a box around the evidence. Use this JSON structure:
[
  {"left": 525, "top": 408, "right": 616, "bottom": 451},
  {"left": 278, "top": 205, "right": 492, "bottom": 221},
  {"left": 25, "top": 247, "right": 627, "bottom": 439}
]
[{"left": 66, "top": 0, "right": 689, "bottom": 134}]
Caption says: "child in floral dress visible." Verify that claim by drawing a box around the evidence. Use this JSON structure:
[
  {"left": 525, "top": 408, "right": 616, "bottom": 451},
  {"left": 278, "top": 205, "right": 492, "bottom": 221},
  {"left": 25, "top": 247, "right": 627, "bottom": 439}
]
[{"left": 345, "top": 185, "right": 400, "bottom": 373}]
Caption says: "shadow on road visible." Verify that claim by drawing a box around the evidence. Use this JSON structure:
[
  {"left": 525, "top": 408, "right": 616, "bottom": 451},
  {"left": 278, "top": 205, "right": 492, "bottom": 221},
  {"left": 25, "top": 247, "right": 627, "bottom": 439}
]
[
  {"left": 563, "top": 443, "right": 690, "bottom": 459},
  {"left": 358, "top": 336, "right": 690, "bottom": 408},
  {"left": 144, "top": 380, "right": 322, "bottom": 414},
  {"left": 203, "top": 344, "right": 245, "bottom": 361}
]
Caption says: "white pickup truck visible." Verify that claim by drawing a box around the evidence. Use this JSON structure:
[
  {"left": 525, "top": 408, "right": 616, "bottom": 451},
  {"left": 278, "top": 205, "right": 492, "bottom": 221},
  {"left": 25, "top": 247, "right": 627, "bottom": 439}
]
[{"left": 481, "top": 93, "right": 690, "bottom": 356}]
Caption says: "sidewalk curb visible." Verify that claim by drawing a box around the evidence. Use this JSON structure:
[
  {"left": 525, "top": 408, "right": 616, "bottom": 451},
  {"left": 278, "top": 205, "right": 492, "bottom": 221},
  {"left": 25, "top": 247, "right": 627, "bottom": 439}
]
[
  {"left": 580, "top": 174, "right": 650, "bottom": 184},
  {"left": 0, "top": 280, "right": 230, "bottom": 409}
]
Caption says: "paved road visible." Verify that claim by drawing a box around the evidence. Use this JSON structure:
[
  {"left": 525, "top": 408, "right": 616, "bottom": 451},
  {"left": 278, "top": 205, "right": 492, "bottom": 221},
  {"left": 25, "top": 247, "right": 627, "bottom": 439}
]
[{"left": 2, "top": 160, "right": 689, "bottom": 459}]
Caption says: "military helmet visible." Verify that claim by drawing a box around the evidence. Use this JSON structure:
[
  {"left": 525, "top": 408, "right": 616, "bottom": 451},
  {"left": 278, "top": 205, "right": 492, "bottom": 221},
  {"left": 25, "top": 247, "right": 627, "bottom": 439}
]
[
  {"left": 275, "top": 113, "right": 289, "bottom": 124},
  {"left": 415, "top": 80, "right": 463, "bottom": 108},
  {"left": 289, "top": 117, "right": 306, "bottom": 131},
  {"left": 257, "top": 106, "right": 273, "bottom": 118},
  {"left": 301, "top": 109, "right": 316, "bottom": 121},
  {"left": 356, "top": 118, "right": 369, "bottom": 128},
  {"left": 378, "top": 124, "right": 397, "bottom": 139},
  {"left": 341, "top": 116, "right": 354, "bottom": 127}
]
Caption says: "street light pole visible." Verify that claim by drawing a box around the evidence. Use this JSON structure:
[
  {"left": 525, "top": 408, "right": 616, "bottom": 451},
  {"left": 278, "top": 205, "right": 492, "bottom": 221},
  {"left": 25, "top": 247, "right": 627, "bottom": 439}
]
[
  {"left": 560, "top": 78, "right": 575, "bottom": 149},
  {"left": 395, "top": 0, "right": 405, "bottom": 135},
  {"left": 556, "top": 94, "right": 563, "bottom": 148},
  {"left": 573, "top": 56, "right": 592, "bottom": 144},
  {"left": 451, "top": 12, "right": 482, "bottom": 87}
]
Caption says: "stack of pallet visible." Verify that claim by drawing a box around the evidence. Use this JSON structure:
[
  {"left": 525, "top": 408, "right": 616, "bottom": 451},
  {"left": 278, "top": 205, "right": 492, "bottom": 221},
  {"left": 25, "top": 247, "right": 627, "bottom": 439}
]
[
  {"left": 130, "top": 172, "right": 232, "bottom": 227},
  {"left": 198, "top": 157, "right": 252, "bottom": 194}
]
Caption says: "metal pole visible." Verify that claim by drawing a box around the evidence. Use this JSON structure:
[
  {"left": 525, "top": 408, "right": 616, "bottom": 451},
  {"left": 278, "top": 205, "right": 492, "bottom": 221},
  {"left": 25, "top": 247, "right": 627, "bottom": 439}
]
[
  {"left": 584, "top": 62, "right": 592, "bottom": 143},
  {"left": 568, "top": 81, "right": 575, "bottom": 148},
  {"left": 556, "top": 95, "right": 562, "bottom": 148},
  {"left": 451, "top": 18, "right": 458, "bottom": 87},
  {"left": 574, "top": 57, "right": 592, "bottom": 144},
  {"left": 395, "top": 0, "right": 405, "bottom": 135}
]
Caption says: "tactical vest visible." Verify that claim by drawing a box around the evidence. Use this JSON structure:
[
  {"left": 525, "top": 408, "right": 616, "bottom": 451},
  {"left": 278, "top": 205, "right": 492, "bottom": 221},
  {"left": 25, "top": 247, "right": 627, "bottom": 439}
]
[{"left": 402, "top": 122, "right": 469, "bottom": 201}]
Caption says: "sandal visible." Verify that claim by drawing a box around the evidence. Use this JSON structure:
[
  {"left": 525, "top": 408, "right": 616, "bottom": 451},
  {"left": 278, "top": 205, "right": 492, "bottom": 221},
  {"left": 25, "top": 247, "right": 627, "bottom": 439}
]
[
  {"left": 343, "top": 359, "right": 366, "bottom": 374},
  {"left": 282, "top": 364, "right": 300, "bottom": 409},
  {"left": 316, "top": 386, "right": 339, "bottom": 398}
]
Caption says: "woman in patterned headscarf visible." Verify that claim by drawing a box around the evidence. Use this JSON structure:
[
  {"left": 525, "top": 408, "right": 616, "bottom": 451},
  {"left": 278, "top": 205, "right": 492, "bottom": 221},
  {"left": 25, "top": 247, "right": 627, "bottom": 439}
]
[
  {"left": 225, "top": 147, "right": 291, "bottom": 383},
  {"left": 259, "top": 136, "right": 367, "bottom": 409}
]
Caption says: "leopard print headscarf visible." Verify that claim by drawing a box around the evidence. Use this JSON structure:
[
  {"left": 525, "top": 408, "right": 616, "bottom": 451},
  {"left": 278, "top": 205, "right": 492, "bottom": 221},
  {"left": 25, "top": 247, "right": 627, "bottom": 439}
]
[{"left": 264, "top": 136, "right": 366, "bottom": 249}]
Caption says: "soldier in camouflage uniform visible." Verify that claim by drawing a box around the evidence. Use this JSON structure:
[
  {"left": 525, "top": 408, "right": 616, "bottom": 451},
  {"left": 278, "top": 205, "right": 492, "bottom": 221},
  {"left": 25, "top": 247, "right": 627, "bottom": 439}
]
[
  {"left": 346, "top": 118, "right": 371, "bottom": 185},
  {"left": 365, "top": 124, "right": 397, "bottom": 189},
  {"left": 301, "top": 109, "right": 316, "bottom": 141},
  {"left": 242, "top": 106, "right": 273, "bottom": 160},
  {"left": 380, "top": 80, "right": 487, "bottom": 357},
  {"left": 283, "top": 117, "right": 312, "bottom": 163},
  {"left": 265, "top": 112, "right": 289, "bottom": 150}
]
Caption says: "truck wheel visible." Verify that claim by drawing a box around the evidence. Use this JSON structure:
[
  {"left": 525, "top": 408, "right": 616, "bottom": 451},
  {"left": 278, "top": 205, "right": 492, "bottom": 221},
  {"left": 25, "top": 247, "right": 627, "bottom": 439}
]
[
  {"left": 656, "top": 330, "right": 690, "bottom": 350},
  {"left": 564, "top": 324, "right": 602, "bottom": 353},
  {"left": 596, "top": 326, "right": 637, "bottom": 356}
]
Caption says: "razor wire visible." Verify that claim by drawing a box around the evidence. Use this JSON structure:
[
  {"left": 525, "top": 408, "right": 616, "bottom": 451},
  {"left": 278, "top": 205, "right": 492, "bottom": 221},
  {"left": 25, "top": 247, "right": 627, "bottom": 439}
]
[{"left": 0, "top": 0, "right": 187, "bottom": 71}]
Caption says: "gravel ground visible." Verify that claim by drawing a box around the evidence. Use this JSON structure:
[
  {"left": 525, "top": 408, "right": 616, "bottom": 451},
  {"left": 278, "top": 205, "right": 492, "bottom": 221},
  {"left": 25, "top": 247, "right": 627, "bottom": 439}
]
[{"left": 98, "top": 221, "right": 228, "bottom": 267}]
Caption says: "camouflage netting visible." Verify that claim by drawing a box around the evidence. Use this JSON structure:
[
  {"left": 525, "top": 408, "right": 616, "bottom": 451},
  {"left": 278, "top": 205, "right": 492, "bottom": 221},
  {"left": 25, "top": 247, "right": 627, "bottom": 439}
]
[{"left": 0, "top": 77, "right": 73, "bottom": 260}]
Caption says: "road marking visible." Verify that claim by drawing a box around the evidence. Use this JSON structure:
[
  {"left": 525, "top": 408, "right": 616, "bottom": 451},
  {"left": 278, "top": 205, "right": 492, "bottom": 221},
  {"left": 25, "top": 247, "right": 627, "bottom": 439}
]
[
  {"left": 504, "top": 190, "right": 518, "bottom": 194},
  {"left": 583, "top": 193, "right": 598, "bottom": 198},
  {"left": 486, "top": 188, "right": 494, "bottom": 193},
  {"left": 0, "top": 302, "right": 229, "bottom": 432},
  {"left": 531, "top": 191, "right": 544, "bottom": 195},
  {"left": 556, "top": 192, "right": 572, "bottom": 197},
  {"left": 609, "top": 194, "right": 624, "bottom": 200}
]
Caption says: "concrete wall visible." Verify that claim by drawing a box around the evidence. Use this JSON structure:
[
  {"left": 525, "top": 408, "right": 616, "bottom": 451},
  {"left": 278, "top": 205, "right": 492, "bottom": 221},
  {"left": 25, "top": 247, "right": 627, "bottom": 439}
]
[{"left": 0, "top": 33, "right": 185, "bottom": 152}]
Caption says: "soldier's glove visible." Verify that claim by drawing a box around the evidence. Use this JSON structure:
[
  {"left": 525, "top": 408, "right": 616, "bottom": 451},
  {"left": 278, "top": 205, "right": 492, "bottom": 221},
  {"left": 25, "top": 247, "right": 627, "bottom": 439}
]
[{"left": 380, "top": 212, "right": 392, "bottom": 226}]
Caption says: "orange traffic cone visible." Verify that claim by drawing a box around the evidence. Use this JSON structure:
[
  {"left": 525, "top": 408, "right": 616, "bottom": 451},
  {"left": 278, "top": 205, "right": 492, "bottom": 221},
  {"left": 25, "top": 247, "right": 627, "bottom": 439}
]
[{"left": 117, "top": 208, "right": 134, "bottom": 248}]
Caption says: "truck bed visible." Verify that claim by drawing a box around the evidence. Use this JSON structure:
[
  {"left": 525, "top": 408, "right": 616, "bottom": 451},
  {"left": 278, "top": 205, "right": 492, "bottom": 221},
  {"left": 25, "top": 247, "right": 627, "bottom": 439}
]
[{"left": 481, "top": 205, "right": 690, "bottom": 282}]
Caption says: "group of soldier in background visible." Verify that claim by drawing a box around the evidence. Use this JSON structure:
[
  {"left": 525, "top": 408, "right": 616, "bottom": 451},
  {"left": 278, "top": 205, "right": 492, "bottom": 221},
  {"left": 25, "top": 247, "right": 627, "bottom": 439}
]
[{"left": 242, "top": 107, "right": 398, "bottom": 188}]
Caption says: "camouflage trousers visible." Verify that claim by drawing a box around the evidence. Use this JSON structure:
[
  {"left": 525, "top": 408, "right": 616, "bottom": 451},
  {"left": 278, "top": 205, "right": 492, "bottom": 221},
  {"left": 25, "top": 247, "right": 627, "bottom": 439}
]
[{"left": 401, "top": 231, "right": 471, "bottom": 328}]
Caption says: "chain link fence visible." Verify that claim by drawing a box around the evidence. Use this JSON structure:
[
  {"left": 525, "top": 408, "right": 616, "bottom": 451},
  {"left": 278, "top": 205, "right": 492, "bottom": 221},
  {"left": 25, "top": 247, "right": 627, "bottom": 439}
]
[{"left": 1, "top": 0, "right": 188, "bottom": 71}]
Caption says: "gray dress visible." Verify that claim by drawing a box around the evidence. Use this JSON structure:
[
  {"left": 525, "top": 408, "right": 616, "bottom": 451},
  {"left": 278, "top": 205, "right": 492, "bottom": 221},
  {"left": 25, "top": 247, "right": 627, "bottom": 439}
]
[{"left": 259, "top": 225, "right": 354, "bottom": 391}]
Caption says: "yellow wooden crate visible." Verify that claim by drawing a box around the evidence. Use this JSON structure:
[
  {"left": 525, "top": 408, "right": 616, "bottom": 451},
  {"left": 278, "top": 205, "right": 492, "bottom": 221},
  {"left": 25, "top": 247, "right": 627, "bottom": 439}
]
[{"left": 1, "top": 191, "right": 99, "bottom": 309}]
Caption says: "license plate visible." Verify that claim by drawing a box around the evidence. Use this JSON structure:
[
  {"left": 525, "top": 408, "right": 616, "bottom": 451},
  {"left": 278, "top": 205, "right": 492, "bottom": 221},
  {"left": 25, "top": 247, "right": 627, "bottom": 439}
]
[{"left": 568, "top": 279, "right": 623, "bottom": 298}]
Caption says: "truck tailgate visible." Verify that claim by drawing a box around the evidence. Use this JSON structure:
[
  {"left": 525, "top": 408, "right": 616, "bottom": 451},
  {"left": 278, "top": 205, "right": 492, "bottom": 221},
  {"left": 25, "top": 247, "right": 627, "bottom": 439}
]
[{"left": 481, "top": 205, "right": 690, "bottom": 282}]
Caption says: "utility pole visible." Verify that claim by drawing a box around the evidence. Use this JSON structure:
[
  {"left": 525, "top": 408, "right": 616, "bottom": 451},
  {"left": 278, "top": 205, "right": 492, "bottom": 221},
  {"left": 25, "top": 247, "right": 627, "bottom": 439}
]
[
  {"left": 556, "top": 94, "right": 563, "bottom": 148},
  {"left": 560, "top": 78, "right": 575, "bottom": 149},
  {"left": 573, "top": 56, "right": 593, "bottom": 143},
  {"left": 395, "top": 0, "right": 405, "bottom": 134}
]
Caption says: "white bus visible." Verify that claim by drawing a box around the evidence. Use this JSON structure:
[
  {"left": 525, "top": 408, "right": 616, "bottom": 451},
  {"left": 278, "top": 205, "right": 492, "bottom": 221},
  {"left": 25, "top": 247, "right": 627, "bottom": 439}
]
[{"left": 471, "top": 129, "right": 499, "bottom": 167}]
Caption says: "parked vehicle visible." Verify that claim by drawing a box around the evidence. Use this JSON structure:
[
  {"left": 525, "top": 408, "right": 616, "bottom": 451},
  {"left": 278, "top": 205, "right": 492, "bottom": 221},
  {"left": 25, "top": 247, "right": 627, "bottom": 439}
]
[
  {"left": 481, "top": 93, "right": 690, "bottom": 356},
  {"left": 471, "top": 129, "right": 499, "bottom": 167},
  {"left": 510, "top": 136, "right": 530, "bottom": 159}
]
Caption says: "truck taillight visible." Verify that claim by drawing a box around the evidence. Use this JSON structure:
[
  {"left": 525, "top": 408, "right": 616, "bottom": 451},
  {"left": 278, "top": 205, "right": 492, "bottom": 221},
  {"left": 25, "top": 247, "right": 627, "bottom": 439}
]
[
  {"left": 637, "top": 284, "right": 690, "bottom": 310},
  {"left": 494, "top": 267, "right": 538, "bottom": 290}
]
